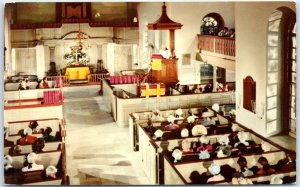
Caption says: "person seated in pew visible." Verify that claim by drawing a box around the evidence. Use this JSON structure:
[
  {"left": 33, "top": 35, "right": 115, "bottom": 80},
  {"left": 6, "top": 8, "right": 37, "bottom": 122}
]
[
  {"left": 207, "top": 163, "right": 225, "bottom": 183},
  {"left": 9, "top": 145, "right": 23, "bottom": 156},
  {"left": 22, "top": 153, "right": 44, "bottom": 172},
  {"left": 17, "top": 128, "right": 38, "bottom": 145},
  {"left": 46, "top": 165, "right": 58, "bottom": 179},
  {"left": 233, "top": 156, "right": 254, "bottom": 178},
  {"left": 201, "top": 112, "right": 216, "bottom": 126},
  {"left": 275, "top": 151, "right": 296, "bottom": 172},
  {"left": 233, "top": 131, "right": 255, "bottom": 147},
  {"left": 18, "top": 79, "right": 30, "bottom": 90},
  {"left": 42, "top": 127, "right": 56, "bottom": 142},
  {"left": 216, "top": 146, "right": 231, "bottom": 158},
  {"left": 255, "top": 156, "right": 276, "bottom": 175},
  {"left": 196, "top": 135, "right": 213, "bottom": 152},
  {"left": 28, "top": 121, "right": 39, "bottom": 134},
  {"left": 4, "top": 155, "right": 13, "bottom": 171},
  {"left": 4, "top": 155, "right": 21, "bottom": 181},
  {"left": 194, "top": 85, "right": 203, "bottom": 94},
  {"left": 32, "top": 139, "right": 45, "bottom": 153},
  {"left": 4, "top": 127, "right": 14, "bottom": 147},
  {"left": 36, "top": 80, "right": 43, "bottom": 89},
  {"left": 181, "top": 139, "right": 193, "bottom": 153},
  {"left": 42, "top": 77, "right": 49, "bottom": 89},
  {"left": 203, "top": 83, "right": 213, "bottom": 93}
]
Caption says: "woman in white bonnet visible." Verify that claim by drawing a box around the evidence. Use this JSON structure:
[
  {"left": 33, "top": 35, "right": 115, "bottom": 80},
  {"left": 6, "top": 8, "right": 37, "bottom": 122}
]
[
  {"left": 22, "top": 153, "right": 44, "bottom": 172},
  {"left": 207, "top": 163, "right": 225, "bottom": 183},
  {"left": 46, "top": 165, "right": 58, "bottom": 179},
  {"left": 4, "top": 155, "right": 13, "bottom": 171}
]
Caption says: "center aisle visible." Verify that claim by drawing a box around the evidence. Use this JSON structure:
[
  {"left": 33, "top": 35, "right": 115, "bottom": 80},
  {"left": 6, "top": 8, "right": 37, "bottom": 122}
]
[{"left": 63, "top": 91, "right": 149, "bottom": 185}]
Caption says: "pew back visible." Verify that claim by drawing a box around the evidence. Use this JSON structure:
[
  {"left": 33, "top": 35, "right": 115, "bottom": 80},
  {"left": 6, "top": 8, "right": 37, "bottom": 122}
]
[
  {"left": 11, "top": 151, "right": 62, "bottom": 169},
  {"left": 8, "top": 119, "right": 61, "bottom": 135},
  {"left": 4, "top": 141, "right": 62, "bottom": 155}
]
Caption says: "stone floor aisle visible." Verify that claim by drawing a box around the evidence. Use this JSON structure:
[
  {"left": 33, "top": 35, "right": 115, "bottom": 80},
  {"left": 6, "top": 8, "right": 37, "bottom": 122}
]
[{"left": 63, "top": 89, "right": 149, "bottom": 185}]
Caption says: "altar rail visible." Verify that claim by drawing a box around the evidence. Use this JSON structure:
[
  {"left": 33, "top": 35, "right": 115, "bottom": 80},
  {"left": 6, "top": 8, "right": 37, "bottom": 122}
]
[
  {"left": 197, "top": 35, "right": 235, "bottom": 57},
  {"left": 88, "top": 73, "right": 110, "bottom": 84},
  {"left": 46, "top": 76, "right": 70, "bottom": 86}
]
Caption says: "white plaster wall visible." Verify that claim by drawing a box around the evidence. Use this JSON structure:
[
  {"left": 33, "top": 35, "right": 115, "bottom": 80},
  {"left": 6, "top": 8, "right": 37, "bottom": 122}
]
[{"left": 235, "top": 2, "right": 295, "bottom": 137}]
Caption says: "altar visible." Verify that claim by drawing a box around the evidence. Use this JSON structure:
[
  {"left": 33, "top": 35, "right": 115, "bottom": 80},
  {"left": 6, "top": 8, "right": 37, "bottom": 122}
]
[{"left": 65, "top": 66, "right": 90, "bottom": 81}]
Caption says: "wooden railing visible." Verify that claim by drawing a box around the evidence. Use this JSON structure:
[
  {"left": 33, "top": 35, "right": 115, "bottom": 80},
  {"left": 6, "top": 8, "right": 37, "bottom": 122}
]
[
  {"left": 197, "top": 35, "right": 235, "bottom": 57},
  {"left": 46, "top": 76, "right": 70, "bottom": 86},
  {"left": 88, "top": 73, "right": 110, "bottom": 84}
]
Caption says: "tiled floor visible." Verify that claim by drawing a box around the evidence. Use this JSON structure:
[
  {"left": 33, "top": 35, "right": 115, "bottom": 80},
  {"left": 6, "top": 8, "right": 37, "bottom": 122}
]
[{"left": 63, "top": 87, "right": 149, "bottom": 185}]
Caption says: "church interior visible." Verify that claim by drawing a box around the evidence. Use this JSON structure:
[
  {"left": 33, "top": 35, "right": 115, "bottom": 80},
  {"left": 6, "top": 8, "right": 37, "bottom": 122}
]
[{"left": 3, "top": 1, "right": 297, "bottom": 185}]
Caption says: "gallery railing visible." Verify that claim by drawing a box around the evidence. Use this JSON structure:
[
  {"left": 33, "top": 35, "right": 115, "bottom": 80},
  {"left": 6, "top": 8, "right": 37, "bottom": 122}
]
[{"left": 197, "top": 34, "right": 235, "bottom": 57}]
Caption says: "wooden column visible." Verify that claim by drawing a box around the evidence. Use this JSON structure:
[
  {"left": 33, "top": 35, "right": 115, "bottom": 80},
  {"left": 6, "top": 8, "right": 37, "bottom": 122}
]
[{"left": 169, "top": 29, "right": 175, "bottom": 57}]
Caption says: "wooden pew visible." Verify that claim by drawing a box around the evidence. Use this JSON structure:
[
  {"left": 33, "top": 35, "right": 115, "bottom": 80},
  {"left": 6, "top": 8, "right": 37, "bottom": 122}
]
[
  {"left": 129, "top": 106, "right": 214, "bottom": 151},
  {"left": 5, "top": 144, "right": 68, "bottom": 185},
  {"left": 4, "top": 141, "right": 62, "bottom": 155}
]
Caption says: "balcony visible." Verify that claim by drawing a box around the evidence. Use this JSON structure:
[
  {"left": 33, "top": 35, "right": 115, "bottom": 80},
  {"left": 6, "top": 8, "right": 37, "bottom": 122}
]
[
  {"left": 197, "top": 34, "right": 235, "bottom": 57},
  {"left": 197, "top": 35, "right": 235, "bottom": 71}
]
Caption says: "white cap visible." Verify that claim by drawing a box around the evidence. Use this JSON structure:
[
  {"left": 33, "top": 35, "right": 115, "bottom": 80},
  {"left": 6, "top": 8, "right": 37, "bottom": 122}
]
[
  {"left": 46, "top": 165, "right": 58, "bottom": 176},
  {"left": 200, "top": 135, "right": 209, "bottom": 144},
  {"left": 212, "top": 104, "right": 220, "bottom": 112},
  {"left": 181, "top": 128, "right": 189, "bottom": 138},
  {"left": 208, "top": 163, "right": 221, "bottom": 175},
  {"left": 237, "top": 131, "right": 249, "bottom": 143},
  {"left": 172, "top": 149, "right": 183, "bottom": 161},
  {"left": 154, "top": 129, "right": 163, "bottom": 138},
  {"left": 175, "top": 108, "right": 183, "bottom": 116},
  {"left": 4, "top": 155, "right": 13, "bottom": 166},
  {"left": 27, "top": 153, "right": 38, "bottom": 164},
  {"left": 187, "top": 116, "right": 195, "bottom": 123},
  {"left": 218, "top": 134, "right": 230, "bottom": 145},
  {"left": 270, "top": 175, "right": 283, "bottom": 184},
  {"left": 167, "top": 115, "right": 176, "bottom": 123}
]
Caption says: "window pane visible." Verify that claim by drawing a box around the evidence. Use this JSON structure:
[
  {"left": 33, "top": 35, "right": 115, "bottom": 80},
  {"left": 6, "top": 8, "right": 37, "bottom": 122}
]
[
  {"left": 268, "top": 34, "right": 279, "bottom": 46},
  {"left": 267, "top": 96, "right": 277, "bottom": 109},
  {"left": 292, "top": 37, "right": 297, "bottom": 47},
  {"left": 268, "top": 47, "right": 279, "bottom": 59},
  {"left": 290, "top": 96, "right": 296, "bottom": 107},
  {"left": 292, "top": 48, "right": 296, "bottom": 59},
  {"left": 267, "top": 84, "right": 277, "bottom": 97},
  {"left": 268, "top": 10, "right": 282, "bottom": 22},
  {"left": 267, "top": 120, "right": 277, "bottom": 134},
  {"left": 267, "top": 108, "right": 277, "bottom": 122},
  {"left": 292, "top": 60, "right": 296, "bottom": 72},
  {"left": 290, "top": 119, "right": 296, "bottom": 133},
  {"left": 268, "top": 59, "right": 278, "bottom": 72},
  {"left": 290, "top": 107, "right": 296, "bottom": 119},
  {"left": 291, "top": 84, "right": 296, "bottom": 96},
  {"left": 292, "top": 72, "right": 296, "bottom": 83},
  {"left": 268, "top": 19, "right": 281, "bottom": 32},
  {"left": 268, "top": 72, "right": 278, "bottom": 84}
]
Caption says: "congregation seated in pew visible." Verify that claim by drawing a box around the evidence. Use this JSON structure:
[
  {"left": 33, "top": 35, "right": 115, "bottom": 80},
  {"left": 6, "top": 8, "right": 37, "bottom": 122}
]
[{"left": 4, "top": 149, "right": 63, "bottom": 185}]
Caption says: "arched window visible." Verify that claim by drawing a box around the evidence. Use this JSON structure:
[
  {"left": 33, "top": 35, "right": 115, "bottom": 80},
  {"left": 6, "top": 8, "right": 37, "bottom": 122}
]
[
  {"left": 266, "top": 8, "right": 296, "bottom": 137},
  {"left": 200, "top": 13, "right": 224, "bottom": 36}
]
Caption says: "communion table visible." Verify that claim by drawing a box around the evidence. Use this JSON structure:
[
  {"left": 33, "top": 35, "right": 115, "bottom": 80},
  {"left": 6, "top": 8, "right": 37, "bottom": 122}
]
[{"left": 65, "top": 66, "right": 90, "bottom": 81}]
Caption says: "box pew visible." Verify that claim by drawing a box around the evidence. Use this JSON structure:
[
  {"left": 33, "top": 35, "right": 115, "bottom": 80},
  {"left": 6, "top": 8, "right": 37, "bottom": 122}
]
[
  {"left": 174, "top": 150, "right": 286, "bottom": 182},
  {"left": 130, "top": 107, "right": 215, "bottom": 151},
  {"left": 5, "top": 145, "right": 68, "bottom": 185},
  {"left": 4, "top": 141, "right": 62, "bottom": 155},
  {"left": 138, "top": 117, "right": 284, "bottom": 185},
  {"left": 4, "top": 81, "right": 55, "bottom": 92}
]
